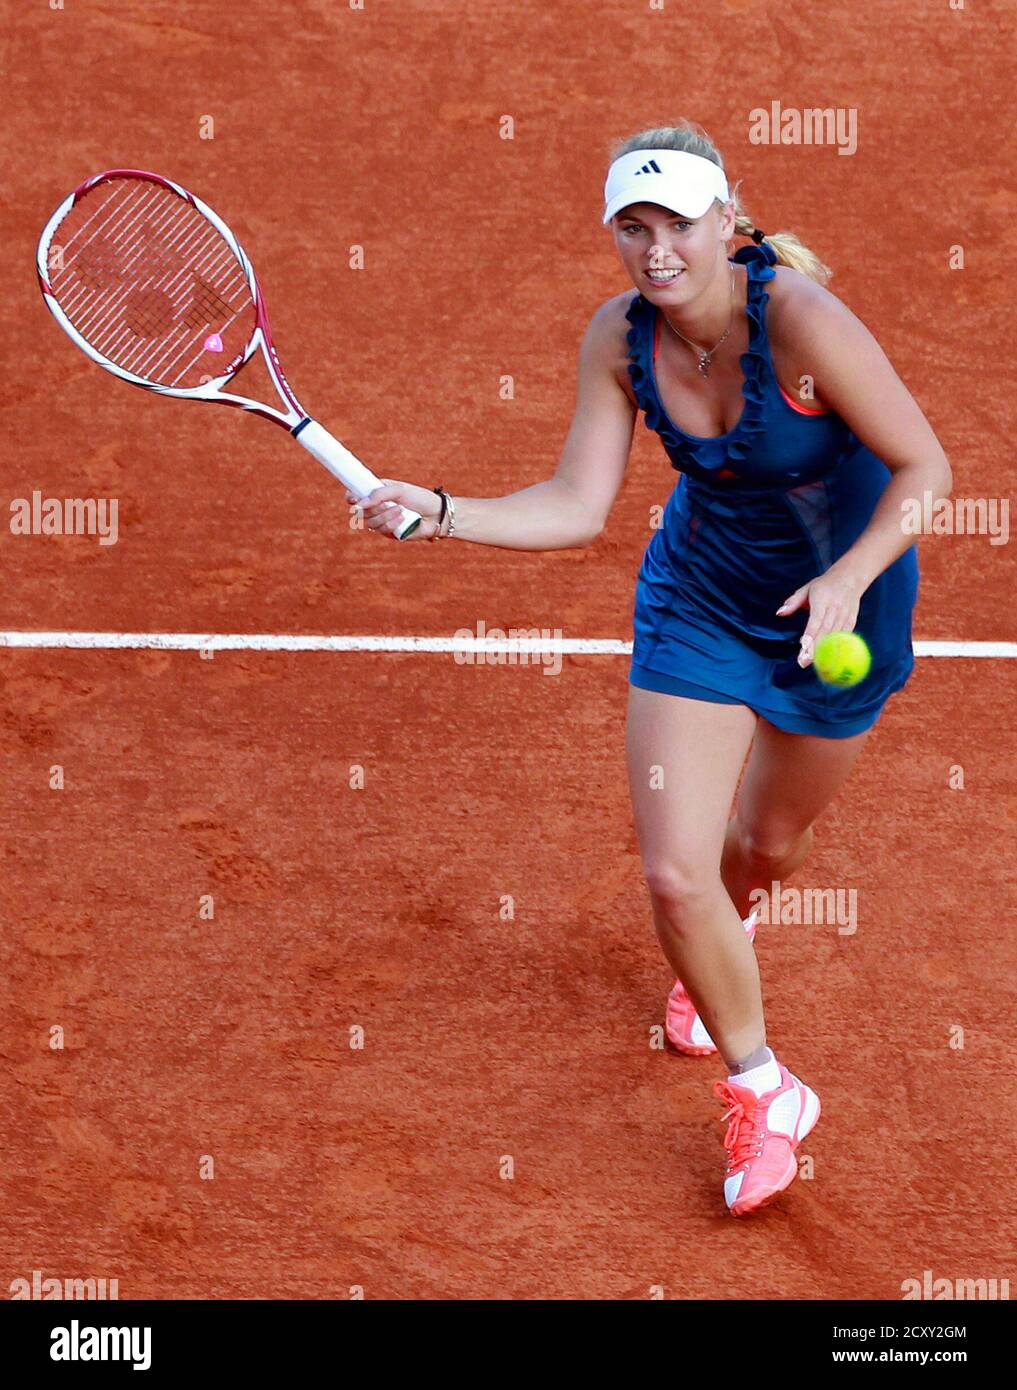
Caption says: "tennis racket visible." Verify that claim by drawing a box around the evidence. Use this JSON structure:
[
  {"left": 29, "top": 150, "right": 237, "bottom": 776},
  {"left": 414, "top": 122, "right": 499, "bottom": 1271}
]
[{"left": 36, "top": 168, "right": 421, "bottom": 539}]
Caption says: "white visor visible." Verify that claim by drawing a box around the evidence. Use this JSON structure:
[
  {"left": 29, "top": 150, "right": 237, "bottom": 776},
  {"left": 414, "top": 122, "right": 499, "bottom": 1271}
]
[{"left": 603, "top": 149, "right": 730, "bottom": 225}]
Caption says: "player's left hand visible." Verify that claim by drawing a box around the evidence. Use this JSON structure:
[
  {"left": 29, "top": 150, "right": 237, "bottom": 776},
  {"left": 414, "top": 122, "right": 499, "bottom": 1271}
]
[{"left": 776, "top": 569, "right": 865, "bottom": 668}]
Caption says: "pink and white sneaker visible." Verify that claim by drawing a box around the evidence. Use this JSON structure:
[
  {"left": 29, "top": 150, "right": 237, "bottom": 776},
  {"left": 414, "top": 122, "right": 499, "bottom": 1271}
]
[
  {"left": 665, "top": 910, "right": 759, "bottom": 1056},
  {"left": 713, "top": 1063, "right": 821, "bottom": 1217}
]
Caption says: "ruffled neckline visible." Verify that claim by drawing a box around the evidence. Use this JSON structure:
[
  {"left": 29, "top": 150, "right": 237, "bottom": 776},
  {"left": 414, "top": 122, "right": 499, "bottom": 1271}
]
[{"left": 625, "top": 242, "right": 777, "bottom": 474}]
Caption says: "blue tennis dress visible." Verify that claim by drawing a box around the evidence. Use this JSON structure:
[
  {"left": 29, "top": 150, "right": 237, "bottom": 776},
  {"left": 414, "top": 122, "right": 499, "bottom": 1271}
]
[{"left": 627, "top": 242, "right": 919, "bottom": 738}]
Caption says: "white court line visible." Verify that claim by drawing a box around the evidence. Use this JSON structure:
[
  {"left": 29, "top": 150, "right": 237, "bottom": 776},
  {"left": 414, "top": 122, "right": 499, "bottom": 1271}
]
[{"left": 0, "top": 632, "right": 1015, "bottom": 657}]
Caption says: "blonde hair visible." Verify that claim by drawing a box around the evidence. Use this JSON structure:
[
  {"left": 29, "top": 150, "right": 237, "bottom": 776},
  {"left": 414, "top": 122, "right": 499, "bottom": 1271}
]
[{"left": 611, "top": 120, "right": 832, "bottom": 283}]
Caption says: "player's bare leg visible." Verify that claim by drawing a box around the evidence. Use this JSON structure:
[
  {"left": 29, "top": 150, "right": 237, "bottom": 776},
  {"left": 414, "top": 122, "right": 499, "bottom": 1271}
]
[
  {"left": 626, "top": 686, "right": 763, "bottom": 1065},
  {"left": 720, "top": 719, "right": 873, "bottom": 920}
]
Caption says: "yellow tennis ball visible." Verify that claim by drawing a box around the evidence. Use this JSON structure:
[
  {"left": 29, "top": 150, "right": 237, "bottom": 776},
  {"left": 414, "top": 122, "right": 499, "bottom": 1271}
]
[{"left": 813, "top": 632, "right": 872, "bottom": 687}]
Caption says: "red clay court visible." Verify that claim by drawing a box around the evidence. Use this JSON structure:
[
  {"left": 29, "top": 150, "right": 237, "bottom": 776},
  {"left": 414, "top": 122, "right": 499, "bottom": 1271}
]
[{"left": 2, "top": 0, "right": 1015, "bottom": 1300}]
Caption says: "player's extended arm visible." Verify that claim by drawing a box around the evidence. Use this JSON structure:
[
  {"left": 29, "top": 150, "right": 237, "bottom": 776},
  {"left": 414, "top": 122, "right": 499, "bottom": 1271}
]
[{"left": 355, "top": 302, "right": 637, "bottom": 548}]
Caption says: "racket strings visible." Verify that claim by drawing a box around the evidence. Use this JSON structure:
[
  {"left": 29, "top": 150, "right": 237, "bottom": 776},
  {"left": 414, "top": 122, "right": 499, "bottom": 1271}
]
[{"left": 45, "top": 177, "right": 255, "bottom": 388}]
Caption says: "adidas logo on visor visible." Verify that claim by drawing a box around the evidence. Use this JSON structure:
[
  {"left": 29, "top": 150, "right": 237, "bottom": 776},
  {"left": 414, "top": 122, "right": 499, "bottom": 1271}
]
[{"left": 633, "top": 160, "right": 662, "bottom": 175}]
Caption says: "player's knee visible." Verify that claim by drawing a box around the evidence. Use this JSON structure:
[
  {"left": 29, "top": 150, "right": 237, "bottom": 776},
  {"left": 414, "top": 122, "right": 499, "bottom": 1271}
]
[
  {"left": 644, "top": 861, "right": 719, "bottom": 918},
  {"left": 737, "top": 820, "right": 813, "bottom": 870}
]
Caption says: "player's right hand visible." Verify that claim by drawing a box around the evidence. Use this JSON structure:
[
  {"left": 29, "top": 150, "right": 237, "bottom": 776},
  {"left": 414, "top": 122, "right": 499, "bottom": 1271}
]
[{"left": 346, "top": 479, "right": 443, "bottom": 540}]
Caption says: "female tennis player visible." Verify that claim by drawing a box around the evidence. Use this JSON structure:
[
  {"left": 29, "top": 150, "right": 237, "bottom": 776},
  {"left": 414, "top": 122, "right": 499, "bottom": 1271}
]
[{"left": 347, "top": 122, "right": 952, "bottom": 1217}]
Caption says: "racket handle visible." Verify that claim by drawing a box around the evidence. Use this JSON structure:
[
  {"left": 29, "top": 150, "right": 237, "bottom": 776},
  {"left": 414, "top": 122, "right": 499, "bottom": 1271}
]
[{"left": 292, "top": 418, "right": 422, "bottom": 540}]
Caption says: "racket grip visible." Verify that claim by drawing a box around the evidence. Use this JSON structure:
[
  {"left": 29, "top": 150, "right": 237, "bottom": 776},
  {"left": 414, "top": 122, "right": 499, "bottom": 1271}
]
[{"left": 292, "top": 418, "right": 422, "bottom": 540}]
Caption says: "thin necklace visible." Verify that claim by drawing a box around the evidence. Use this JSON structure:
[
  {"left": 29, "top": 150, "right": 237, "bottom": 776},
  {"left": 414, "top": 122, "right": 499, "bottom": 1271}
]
[{"left": 661, "top": 267, "right": 736, "bottom": 378}]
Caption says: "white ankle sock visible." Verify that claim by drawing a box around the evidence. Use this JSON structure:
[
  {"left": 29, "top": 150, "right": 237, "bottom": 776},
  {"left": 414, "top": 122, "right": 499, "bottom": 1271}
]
[{"left": 729, "top": 1048, "right": 781, "bottom": 1097}]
